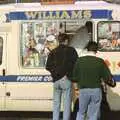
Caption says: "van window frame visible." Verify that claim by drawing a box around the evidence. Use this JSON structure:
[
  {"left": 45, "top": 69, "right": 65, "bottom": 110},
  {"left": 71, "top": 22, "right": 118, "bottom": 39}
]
[
  {"left": 20, "top": 20, "right": 93, "bottom": 68},
  {"left": 0, "top": 36, "right": 3, "bottom": 65},
  {"left": 97, "top": 21, "right": 120, "bottom": 52}
]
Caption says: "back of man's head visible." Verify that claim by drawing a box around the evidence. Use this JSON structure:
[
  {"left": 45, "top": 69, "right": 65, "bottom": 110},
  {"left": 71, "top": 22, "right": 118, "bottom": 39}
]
[
  {"left": 58, "top": 33, "right": 69, "bottom": 45},
  {"left": 85, "top": 41, "right": 98, "bottom": 53}
]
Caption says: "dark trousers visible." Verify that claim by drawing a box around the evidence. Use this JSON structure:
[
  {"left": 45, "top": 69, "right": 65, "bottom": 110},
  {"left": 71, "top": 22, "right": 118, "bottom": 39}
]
[
  {"left": 71, "top": 99, "right": 79, "bottom": 120},
  {"left": 100, "top": 91, "right": 111, "bottom": 120}
]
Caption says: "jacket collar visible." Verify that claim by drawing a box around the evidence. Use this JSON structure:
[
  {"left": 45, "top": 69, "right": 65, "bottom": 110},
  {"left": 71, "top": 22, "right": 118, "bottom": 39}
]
[{"left": 80, "top": 50, "right": 96, "bottom": 57}]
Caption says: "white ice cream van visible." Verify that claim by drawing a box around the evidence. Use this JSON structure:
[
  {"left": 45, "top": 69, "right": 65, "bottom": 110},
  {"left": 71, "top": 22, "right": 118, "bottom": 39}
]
[{"left": 0, "top": 1, "right": 120, "bottom": 111}]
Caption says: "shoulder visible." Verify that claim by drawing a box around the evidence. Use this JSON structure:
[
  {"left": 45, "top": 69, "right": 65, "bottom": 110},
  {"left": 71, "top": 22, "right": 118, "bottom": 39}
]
[
  {"left": 67, "top": 47, "right": 78, "bottom": 56},
  {"left": 48, "top": 48, "right": 57, "bottom": 56},
  {"left": 95, "top": 57, "right": 107, "bottom": 66},
  {"left": 67, "top": 46, "right": 77, "bottom": 52},
  {"left": 96, "top": 56, "right": 104, "bottom": 62},
  {"left": 67, "top": 46, "right": 75, "bottom": 49}
]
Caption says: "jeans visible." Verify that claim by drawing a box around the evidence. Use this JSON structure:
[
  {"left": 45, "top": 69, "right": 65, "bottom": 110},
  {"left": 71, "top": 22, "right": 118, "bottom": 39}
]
[
  {"left": 53, "top": 76, "right": 72, "bottom": 120},
  {"left": 76, "top": 88, "right": 102, "bottom": 120}
]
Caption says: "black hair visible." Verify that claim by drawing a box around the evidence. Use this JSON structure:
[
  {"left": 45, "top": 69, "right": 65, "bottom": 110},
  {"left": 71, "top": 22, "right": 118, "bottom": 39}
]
[
  {"left": 58, "top": 33, "right": 69, "bottom": 44},
  {"left": 85, "top": 21, "right": 92, "bottom": 33},
  {"left": 85, "top": 41, "right": 98, "bottom": 52}
]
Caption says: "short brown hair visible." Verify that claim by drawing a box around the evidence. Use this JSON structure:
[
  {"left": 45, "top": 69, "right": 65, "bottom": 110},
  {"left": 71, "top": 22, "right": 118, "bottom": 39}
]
[
  {"left": 85, "top": 41, "right": 98, "bottom": 52},
  {"left": 58, "top": 33, "right": 69, "bottom": 44}
]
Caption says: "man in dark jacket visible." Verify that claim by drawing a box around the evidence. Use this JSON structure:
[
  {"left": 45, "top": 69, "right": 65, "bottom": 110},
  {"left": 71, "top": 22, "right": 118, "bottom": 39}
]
[{"left": 46, "top": 33, "right": 78, "bottom": 120}]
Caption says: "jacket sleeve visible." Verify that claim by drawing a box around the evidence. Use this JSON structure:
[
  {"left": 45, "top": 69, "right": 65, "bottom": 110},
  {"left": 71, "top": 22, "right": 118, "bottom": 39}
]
[
  {"left": 46, "top": 51, "right": 55, "bottom": 73},
  {"left": 70, "top": 59, "right": 79, "bottom": 82},
  {"left": 101, "top": 60, "right": 116, "bottom": 87},
  {"left": 66, "top": 47, "right": 78, "bottom": 79}
]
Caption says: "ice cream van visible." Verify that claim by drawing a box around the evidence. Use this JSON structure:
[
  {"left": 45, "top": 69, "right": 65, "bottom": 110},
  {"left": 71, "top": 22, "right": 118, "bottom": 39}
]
[{"left": 0, "top": 0, "right": 120, "bottom": 112}]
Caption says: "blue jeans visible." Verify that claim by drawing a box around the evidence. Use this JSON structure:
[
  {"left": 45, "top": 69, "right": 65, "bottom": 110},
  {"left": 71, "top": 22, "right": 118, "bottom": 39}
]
[
  {"left": 76, "top": 88, "right": 102, "bottom": 120},
  {"left": 53, "top": 76, "right": 72, "bottom": 120}
]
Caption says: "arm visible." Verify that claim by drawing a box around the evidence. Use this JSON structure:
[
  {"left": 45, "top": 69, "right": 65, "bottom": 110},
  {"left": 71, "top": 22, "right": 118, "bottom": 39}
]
[
  {"left": 101, "top": 60, "right": 116, "bottom": 87},
  {"left": 104, "top": 76, "right": 116, "bottom": 87},
  {"left": 46, "top": 51, "right": 55, "bottom": 73},
  {"left": 67, "top": 47, "right": 78, "bottom": 78}
]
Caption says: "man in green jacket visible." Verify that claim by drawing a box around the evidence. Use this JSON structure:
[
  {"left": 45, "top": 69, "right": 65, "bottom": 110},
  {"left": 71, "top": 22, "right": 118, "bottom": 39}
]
[{"left": 72, "top": 41, "right": 116, "bottom": 120}]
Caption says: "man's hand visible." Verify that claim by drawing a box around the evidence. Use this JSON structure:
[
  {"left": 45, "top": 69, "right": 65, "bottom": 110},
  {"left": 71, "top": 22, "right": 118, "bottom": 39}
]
[{"left": 105, "top": 79, "right": 116, "bottom": 87}]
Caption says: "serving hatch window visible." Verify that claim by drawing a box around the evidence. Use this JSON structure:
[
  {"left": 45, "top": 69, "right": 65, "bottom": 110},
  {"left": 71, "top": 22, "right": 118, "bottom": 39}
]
[
  {"left": 97, "top": 21, "right": 120, "bottom": 51},
  {"left": 20, "top": 20, "right": 92, "bottom": 68}
]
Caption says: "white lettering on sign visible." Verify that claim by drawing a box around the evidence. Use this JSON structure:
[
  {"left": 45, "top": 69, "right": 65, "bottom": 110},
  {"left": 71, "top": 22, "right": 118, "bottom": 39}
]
[
  {"left": 17, "top": 76, "right": 53, "bottom": 82},
  {"left": 25, "top": 10, "right": 91, "bottom": 20}
]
